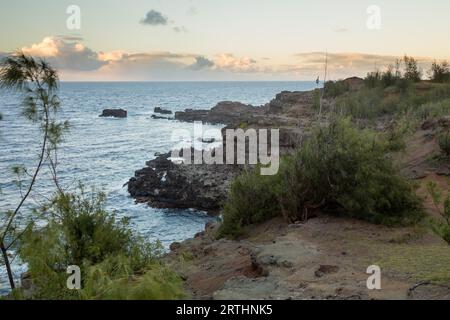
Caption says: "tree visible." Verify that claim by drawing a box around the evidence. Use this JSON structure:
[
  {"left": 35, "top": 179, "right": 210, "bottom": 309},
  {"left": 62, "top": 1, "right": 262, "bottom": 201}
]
[
  {"left": 429, "top": 60, "right": 450, "bottom": 83},
  {"left": 403, "top": 55, "right": 422, "bottom": 82},
  {"left": 0, "top": 53, "right": 68, "bottom": 289}
]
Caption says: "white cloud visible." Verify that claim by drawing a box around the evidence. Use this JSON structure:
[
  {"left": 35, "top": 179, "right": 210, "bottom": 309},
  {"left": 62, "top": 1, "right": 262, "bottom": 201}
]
[{"left": 21, "top": 36, "right": 106, "bottom": 71}]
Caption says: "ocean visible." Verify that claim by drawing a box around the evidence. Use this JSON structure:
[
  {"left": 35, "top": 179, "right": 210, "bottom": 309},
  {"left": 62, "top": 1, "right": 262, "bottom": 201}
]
[{"left": 0, "top": 81, "right": 316, "bottom": 294}]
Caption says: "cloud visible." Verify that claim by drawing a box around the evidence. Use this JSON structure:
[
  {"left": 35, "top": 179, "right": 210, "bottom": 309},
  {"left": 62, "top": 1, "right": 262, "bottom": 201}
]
[
  {"left": 288, "top": 52, "right": 434, "bottom": 79},
  {"left": 213, "top": 54, "right": 260, "bottom": 73},
  {"left": 140, "top": 10, "right": 168, "bottom": 26},
  {"left": 14, "top": 37, "right": 435, "bottom": 81},
  {"left": 173, "top": 26, "right": 188, "bottom": 33},
  {"left": 21, "top": 37, "right": 106, "bottom": 71},
  {"left": 189, "top": 56, "right": 214, "bottom": 70}
]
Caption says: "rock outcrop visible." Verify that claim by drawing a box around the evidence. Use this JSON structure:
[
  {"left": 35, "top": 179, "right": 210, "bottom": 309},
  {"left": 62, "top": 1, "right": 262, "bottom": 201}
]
[
  {"left": 175, "top": 101, "right": 267, "bottom": 126},
  {"left": 128, "top": 152, "right": 244, "bottom": 212},
  {"left": 128, "top": 90, "right": 317, "bottom": 212},
  {"left": 99, "top": 109, "right": 127, "bottom": 118},
  {"left": 154, "top": 107, "right": 173, "bottom": 115}
]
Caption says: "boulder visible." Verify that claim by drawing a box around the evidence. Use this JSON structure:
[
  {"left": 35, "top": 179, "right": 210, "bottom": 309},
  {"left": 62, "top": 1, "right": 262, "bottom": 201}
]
[
  {"left": 99, "top": 109, "right": 127, "bottom": 118},
  {"left": 154, "top": 107, "right": 173, "bottom": 115}
]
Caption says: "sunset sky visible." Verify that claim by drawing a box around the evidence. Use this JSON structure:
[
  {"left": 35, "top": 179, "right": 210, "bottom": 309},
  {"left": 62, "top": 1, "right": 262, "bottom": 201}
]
[{"left": 1, "top": 0, "right": 449, "bottom": 81}]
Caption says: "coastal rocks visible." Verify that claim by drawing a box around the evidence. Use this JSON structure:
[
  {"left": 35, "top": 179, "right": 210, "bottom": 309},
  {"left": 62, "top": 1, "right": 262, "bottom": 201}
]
[
  {"left": 99, "top": 109, "right": 127, "bottom": 118},
  {"left": 154, "top": 107, "right": 173, "bottom": 115},
  {"left": 151, "top": 115, "right": 172, "bottom": 120},
  {"left": 175, "top": 101, "right": 266, "bottom": 126},
  {"left": 128, "top": 152, "right": 243, "bottom": 212}
]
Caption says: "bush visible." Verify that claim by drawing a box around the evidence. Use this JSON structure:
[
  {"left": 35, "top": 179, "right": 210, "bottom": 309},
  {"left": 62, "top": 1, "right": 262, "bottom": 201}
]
[
  {"left": 218, "top": 119, "right": 424, "bottom": 238},
  {"left": 217, "top": 169, "right": 280, "bottom": 238},
  {"left": 279, "top": 118, "right": 423, "bottom": 225},
  {"left": 430, "top": 61, "right": 450, "bottom": 83},
  {"left": 403, "top": 55, "right": 422, "bottom": 82},
  {"left": 335, "top": 87, "right": 385, "bottom": 119},
  {"left": 324, "top": 80, "right": 349, "bottom": 98},
  {"left": 365, "top": 71, "right": 381, "bottom": 89},
  {"left": 426, "top": 182, "right": 450, "bottom": 244},
  {"left": 17, "top": 189, "right": 184, "bottom": 300},
  {"left": 438, "top": 130, "right": 450, "bottom": 156}
]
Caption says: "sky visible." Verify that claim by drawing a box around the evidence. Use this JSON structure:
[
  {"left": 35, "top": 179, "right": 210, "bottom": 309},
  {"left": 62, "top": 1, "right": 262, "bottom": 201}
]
[{"left": 0, "top": 0, "right": 449, "bottom": 81}]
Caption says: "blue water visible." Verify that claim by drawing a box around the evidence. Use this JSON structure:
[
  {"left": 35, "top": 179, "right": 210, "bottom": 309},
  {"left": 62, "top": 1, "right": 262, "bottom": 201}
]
[{"left": 0, "top": 81, "right": 316, "bottom": 294}]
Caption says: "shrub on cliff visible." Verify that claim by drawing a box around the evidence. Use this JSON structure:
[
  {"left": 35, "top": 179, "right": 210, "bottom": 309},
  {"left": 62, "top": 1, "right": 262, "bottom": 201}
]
[
  {"left": 217, "top": 169, "right": 280, "bottom": 238},
  {"left": 17, "top": 188, "right": 184, "bottom": 300},
  {"left": 324, "top": 80, "right": 350, "bottom": 98},
  {"left": 278, "top": 118, "right": 423, "bottom": 225},
  {"left": 218, "top": 118, "right": 423, "bottom": 238}
]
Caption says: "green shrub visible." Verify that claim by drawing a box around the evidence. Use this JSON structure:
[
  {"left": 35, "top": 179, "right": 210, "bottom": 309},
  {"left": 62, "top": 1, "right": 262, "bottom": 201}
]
[
  {"left": 218, "top": 169, "right": 280, "bottom": 238},
  {"left": 415, "top": 98, "right": 450, "bottom": 120},
  {"left": 438, "top": 130, "right": 450, "bottom": 156},
  {"left": 430, "top": 60, "right": 450, "bottom": 83},
  {"left": 324, "top": 80, "right": 349, "bottom": 98},
  {"left": 335, "top": 87, "right": 384, "bottom": 118},
  {"left": 403, "top": 55, "right": 422, "bottom": 82},
  {"left": 426, "top": 182, "right": 450, "bottom": 244},
  {"left": 218, "top": 118, "right": 424, "bottom": 238},
  {"left": 17, "top": 189, "right": 184, "bottom": 300},
  {"left": 312, "top": 88, "right": 321, "bottom": 111},
  {"left": 279, "top": 118, "right": 423, "bottom": 225}
]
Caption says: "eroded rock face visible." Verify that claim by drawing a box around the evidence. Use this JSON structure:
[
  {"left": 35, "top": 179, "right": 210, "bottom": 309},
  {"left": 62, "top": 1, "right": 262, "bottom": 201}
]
[
  {"left": 99, "top": 109, "right": 127, "bottom": 118},
  {"left": 128, "top": 152, "right": 244, "bottom": 212}
]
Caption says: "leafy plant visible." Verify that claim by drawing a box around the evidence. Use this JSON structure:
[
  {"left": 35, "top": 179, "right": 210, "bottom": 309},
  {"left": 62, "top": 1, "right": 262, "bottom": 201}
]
[
  {"left": 0, "top": 53, "right": 68, "bottom": 290},
  {"left": 429, "top": 60, "right": 450, "bottom": 83},
  {"left": 426, "top": 182, "right": 450, "bottom": 244},
  {"left": 17, "top": 188, "right": 184, "bottom": 300},
  {"left": 438, "top": 130, "right": 450, "bottom": 156},
  {"left": 218, "top": 118, "right": 424, "bottom": 238}
]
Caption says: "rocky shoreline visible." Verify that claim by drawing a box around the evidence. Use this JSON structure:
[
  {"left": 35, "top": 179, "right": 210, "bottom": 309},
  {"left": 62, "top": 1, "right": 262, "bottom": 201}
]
[{"left": 127, "top": 89, "right": 316, "bottom": 213}]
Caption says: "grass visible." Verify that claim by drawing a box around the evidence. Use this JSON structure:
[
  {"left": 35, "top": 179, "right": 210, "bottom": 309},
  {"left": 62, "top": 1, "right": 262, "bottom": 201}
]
[{"left": 374, "top": 243, "right": 450, "bottom": 284}]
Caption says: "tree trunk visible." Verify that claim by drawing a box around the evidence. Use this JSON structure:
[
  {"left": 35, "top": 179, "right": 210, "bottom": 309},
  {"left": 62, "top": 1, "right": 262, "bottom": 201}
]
[{"left": 0, "top": 241, "right": 15, "bottom": 290}]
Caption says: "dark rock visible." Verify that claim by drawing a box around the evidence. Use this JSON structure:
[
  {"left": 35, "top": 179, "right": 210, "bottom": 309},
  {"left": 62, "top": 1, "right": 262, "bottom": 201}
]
[
  {"left": 421, "top": 119, "right": 437, "bottom": 130},
  {"left": 99, "top": 109, "right": 127, "bottom": 118},
  {"left": 151, "top": 115, "right": 172, "bottom": 120},
  {"left": 170, "top": 242, "right": 182, "bottom": 251},
  {"left": 315, "top": 265, "right": 339, "bottom": 278},
  {"left": 154, "top": 107, "right": 173, "bottom": 115},
  {"left": 175, "top": 101, "right": 265, "bottom": 126},
  {"left": 128, "top": 152, "right": 243, "bottom": 212}
]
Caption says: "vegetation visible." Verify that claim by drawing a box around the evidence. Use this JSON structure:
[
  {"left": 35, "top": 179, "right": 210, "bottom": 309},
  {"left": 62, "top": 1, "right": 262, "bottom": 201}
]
[
  {"left": 438, "top": 129, "right": 450, "bottom": 157},
  {"left": 0, "top": 53, "right": 68, "bottom": 290},
  {"left": 15, "top": 188, "right": 184, "bottom": 300},
  {"left": 218, "top": 118, "right": 423, "bottom": 238},
  {"left": 430, "top": 60, "right": 450, "bottom": 83},
  {"left": 1, "top": 54, "right": 183, "bottom": 300},
  {"left": 323, "top": 80, "right": 349, "bottom": 98},
  {"left": 426, "top": 182, "right": 450, "bottom": 244}
]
